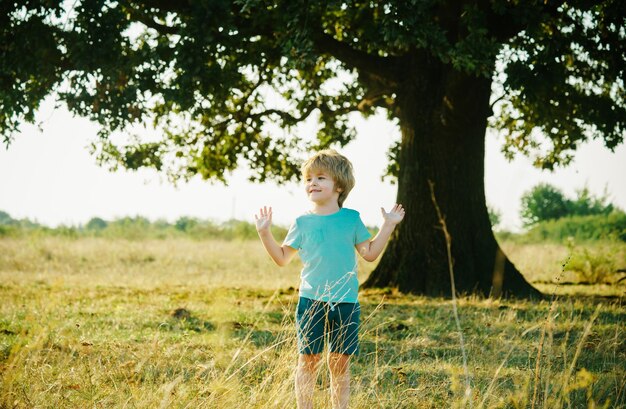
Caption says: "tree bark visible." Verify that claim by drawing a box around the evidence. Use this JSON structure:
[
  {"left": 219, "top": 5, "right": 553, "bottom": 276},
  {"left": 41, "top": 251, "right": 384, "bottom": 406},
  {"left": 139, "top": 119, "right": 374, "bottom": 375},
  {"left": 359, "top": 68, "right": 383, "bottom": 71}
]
[{"left": 363, "top": 55, "right": 542, "bottom": 298}]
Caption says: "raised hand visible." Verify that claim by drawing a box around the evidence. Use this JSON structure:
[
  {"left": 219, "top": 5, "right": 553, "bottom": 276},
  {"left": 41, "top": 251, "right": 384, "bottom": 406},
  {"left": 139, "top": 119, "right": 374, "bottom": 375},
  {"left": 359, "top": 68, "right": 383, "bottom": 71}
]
[
  {"left": 254, "top": 206, "right": 273, "bottom": 233},
  {"left": 381, "top": 204, "right": 405, "bottom": 225}
]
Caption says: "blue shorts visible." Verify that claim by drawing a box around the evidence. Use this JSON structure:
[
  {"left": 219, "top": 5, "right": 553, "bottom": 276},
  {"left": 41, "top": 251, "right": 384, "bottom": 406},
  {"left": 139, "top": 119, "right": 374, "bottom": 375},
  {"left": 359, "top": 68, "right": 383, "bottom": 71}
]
[{"left": 295, "top": 297, "right": 360, "bottom": 356}]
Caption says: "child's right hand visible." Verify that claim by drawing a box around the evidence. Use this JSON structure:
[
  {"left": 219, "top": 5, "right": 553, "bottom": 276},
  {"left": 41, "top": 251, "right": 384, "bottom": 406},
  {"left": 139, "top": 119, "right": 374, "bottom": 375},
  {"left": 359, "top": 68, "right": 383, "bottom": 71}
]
[{"left": 254, "top": 206, "right": 273, "bottom": 233}]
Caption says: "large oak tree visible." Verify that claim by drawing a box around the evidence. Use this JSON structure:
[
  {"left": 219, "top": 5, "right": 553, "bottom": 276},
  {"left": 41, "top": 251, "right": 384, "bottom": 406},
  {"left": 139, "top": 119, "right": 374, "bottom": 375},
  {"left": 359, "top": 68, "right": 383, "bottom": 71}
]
[{"left": 2, "top": 1, "right": 624, "bottom": 297}]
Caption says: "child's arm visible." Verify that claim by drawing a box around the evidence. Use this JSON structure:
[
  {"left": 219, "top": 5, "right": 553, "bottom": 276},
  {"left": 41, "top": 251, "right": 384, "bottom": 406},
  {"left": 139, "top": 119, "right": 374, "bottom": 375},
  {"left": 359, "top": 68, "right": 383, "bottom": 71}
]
[
  {"left": 356, "top": 204, "right": 405, "bottom": 262},
  {"left": 255, "top": 206, "right": 298, "bottom": 267}
]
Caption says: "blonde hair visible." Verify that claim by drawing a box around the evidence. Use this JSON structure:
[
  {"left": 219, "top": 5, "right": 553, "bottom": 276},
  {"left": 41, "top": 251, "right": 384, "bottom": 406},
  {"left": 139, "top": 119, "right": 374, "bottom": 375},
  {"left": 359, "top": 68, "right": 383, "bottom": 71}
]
[{"left": 301, "top": 150, "right": 355, "bottom": 207}]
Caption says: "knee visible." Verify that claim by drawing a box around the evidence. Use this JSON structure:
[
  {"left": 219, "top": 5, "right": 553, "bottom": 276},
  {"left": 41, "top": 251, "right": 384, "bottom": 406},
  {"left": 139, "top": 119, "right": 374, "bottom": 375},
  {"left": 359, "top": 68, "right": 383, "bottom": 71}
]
[
  {"left": 298, "top": 354, "right": 322, "bottom": 373},
  {"left": 328, "top": 354, "right": 350, "bottom": 377}
]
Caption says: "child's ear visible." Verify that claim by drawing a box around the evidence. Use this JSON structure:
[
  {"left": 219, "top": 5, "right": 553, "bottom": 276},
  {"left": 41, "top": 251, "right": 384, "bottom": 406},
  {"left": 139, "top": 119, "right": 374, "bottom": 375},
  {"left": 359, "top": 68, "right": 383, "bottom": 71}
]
[{"left": 336, "top": 187, "right": 343, "bottom": 192}]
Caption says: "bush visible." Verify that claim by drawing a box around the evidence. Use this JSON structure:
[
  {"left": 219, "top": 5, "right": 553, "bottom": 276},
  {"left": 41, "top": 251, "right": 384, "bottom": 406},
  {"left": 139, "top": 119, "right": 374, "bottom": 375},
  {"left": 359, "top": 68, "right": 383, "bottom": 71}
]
[
  {"left": 523, "top": 211, "right": 626, "bottom": 243},
  {"left": 0, "top": 210, "right": 284, "bottom": 241},
  {"left": 520, "top": 183, "right": 615, "bottom": 227},
  {"left": 565, "top": 241, "right": 624, "bottom": 284},
  {"left": 0, "top": 225, "right": 16, "bottom": 237},
  {"left": 520, "top": 183, "right": 570, "bottom": 226},
  {"left": 86, "top": 217, "right": 108, "bottom": 231},
  {"left": 488, "top": 205, "right": 501, "bottom": 229},
  {"left": 0, "top": 211, "right": 42, "bottom": 234},
  {"left": 0, "top": 210, "right": 14, "bottom": 225},
  {"left": 174, "top": 217, "right": 199, "bottom": 232}
]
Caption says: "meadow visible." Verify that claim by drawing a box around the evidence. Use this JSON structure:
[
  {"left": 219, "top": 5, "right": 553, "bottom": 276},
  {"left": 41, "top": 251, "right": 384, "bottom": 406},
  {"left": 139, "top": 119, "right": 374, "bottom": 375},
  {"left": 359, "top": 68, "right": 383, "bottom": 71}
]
[{"left": 0, "top": 236, "right": 624, "bottom": 408}]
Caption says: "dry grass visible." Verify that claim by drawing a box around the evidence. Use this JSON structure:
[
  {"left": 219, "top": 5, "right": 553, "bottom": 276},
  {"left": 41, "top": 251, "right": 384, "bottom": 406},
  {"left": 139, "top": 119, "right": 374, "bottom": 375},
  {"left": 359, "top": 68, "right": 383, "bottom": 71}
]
[
  {"left": 502, "top": 241, "right": 626, "bottom": 297},
  {"left": 0, "top": 237, "right": 624, "bottom": 408}
]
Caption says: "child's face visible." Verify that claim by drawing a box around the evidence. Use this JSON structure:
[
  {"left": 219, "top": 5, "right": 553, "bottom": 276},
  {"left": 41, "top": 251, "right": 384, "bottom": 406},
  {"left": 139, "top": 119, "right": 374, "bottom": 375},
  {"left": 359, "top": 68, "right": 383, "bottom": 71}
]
[{"left": 304, "top": 169, "right": 341, "bottom": 205}]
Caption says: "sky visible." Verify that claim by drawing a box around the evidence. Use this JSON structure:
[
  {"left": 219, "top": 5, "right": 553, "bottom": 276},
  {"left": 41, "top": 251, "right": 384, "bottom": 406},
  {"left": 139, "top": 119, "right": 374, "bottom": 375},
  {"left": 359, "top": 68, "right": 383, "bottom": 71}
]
[{"left": 1, "top": 98, "right": 625, "bottom": 232}]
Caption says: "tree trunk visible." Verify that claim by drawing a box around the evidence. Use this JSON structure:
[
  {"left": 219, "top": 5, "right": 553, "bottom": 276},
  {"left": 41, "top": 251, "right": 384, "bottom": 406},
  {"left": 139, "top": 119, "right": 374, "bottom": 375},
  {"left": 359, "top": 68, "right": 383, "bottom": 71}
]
[{"left": 363, "top": 56, "right": 541, "bottom": 298}]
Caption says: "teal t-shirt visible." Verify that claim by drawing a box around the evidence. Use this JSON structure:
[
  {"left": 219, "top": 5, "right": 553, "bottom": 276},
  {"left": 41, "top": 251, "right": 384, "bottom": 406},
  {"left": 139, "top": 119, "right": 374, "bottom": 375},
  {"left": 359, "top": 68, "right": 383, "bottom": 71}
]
[{"left": 283, "top": 208, "right": 371, "bottom": 303}]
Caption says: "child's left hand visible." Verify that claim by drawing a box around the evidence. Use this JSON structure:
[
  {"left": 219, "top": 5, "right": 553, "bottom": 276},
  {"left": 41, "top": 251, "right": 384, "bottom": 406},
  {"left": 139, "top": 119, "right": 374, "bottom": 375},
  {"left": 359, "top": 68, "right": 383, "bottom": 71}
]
[{"left": 382, "top": 204, "right": 405, "bottom": 225}]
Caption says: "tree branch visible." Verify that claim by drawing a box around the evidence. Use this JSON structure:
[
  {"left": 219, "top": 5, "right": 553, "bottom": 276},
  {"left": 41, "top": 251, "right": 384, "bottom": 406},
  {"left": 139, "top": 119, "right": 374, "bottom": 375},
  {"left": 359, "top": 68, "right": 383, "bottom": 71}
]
[
  {"left": 357, "top": 93, "right": 394, "bottom": 112},
  {"left": 130, "top": 0, "right": 191, "bottom": 15},
  {"left": 482, "top": 0, "right": 567, "bottom": 42},
  {"left": 311, "top": 32, "right": 402, "bottom": 87},
  {"left": 123, "top": 6, "right": 179, "bottom": 35}
]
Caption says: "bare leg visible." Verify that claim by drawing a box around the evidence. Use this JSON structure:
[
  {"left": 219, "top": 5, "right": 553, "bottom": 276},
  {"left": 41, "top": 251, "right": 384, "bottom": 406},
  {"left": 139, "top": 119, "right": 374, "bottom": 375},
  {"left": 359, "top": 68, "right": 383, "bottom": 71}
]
[
  {"left": 296, "top": 354, "right": 322, "bottom": 409},
  {"left": 328, "top": 353, "right": 351, "bottom": 409}
]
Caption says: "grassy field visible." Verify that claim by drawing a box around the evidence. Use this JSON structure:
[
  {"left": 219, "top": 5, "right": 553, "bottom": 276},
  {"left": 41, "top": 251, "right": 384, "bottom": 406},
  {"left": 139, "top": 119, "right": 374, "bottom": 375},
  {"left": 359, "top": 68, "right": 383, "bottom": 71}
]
[{"left": 0, "top": 237, "right": 624, "bottom": 408}]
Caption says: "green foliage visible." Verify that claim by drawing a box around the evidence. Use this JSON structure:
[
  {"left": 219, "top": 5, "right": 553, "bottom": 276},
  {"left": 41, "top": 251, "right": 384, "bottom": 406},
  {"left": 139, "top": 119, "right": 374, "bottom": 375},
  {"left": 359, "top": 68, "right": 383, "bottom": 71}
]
[
  {"left": 567, "top": 186, "right": 614, "bottom": 217},
  {"left": 0, "top": 210, "right": 285, "bottom": 241},
  {"left": 521, "top": 183, "right": 570, "bottom": 226},
  {"left": 0, "top": 211, "right": 43, "bottom": 236},
  {"left": 85, "top": 217, "right": 108, "bottom": 230},
  {"left": 221, "top": 219, "right": 261, "bottom": 240},
  {"left": 522, "top": 212, "right": 626, "bottom": 243},
  {"left": 174, "top": 216, "right": 198, "bottom": 232},
  {"left": 521, "top": 183, "right": 616, "bottom": 227},
  {"left": 492, "top": 2, "right": 626, "bottom": 169},
  {"left": 564, "top": 241, "right": 623, "bottom": 284},
  {"left": 0, "top": 211, "right": 13, "bottom": 224},
  {"left": 487, "top": 205, "right": 502, "bottom": 229},
  {"left": 1, "top": 1, "right": 624, "bottom": 181}
]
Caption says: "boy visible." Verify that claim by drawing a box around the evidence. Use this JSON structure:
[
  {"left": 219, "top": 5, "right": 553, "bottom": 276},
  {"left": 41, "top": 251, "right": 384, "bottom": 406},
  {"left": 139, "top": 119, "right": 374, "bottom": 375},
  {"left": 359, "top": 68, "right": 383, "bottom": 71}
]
[{"left": 254, "top": 149, "right": 405, "bottom": 409}]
